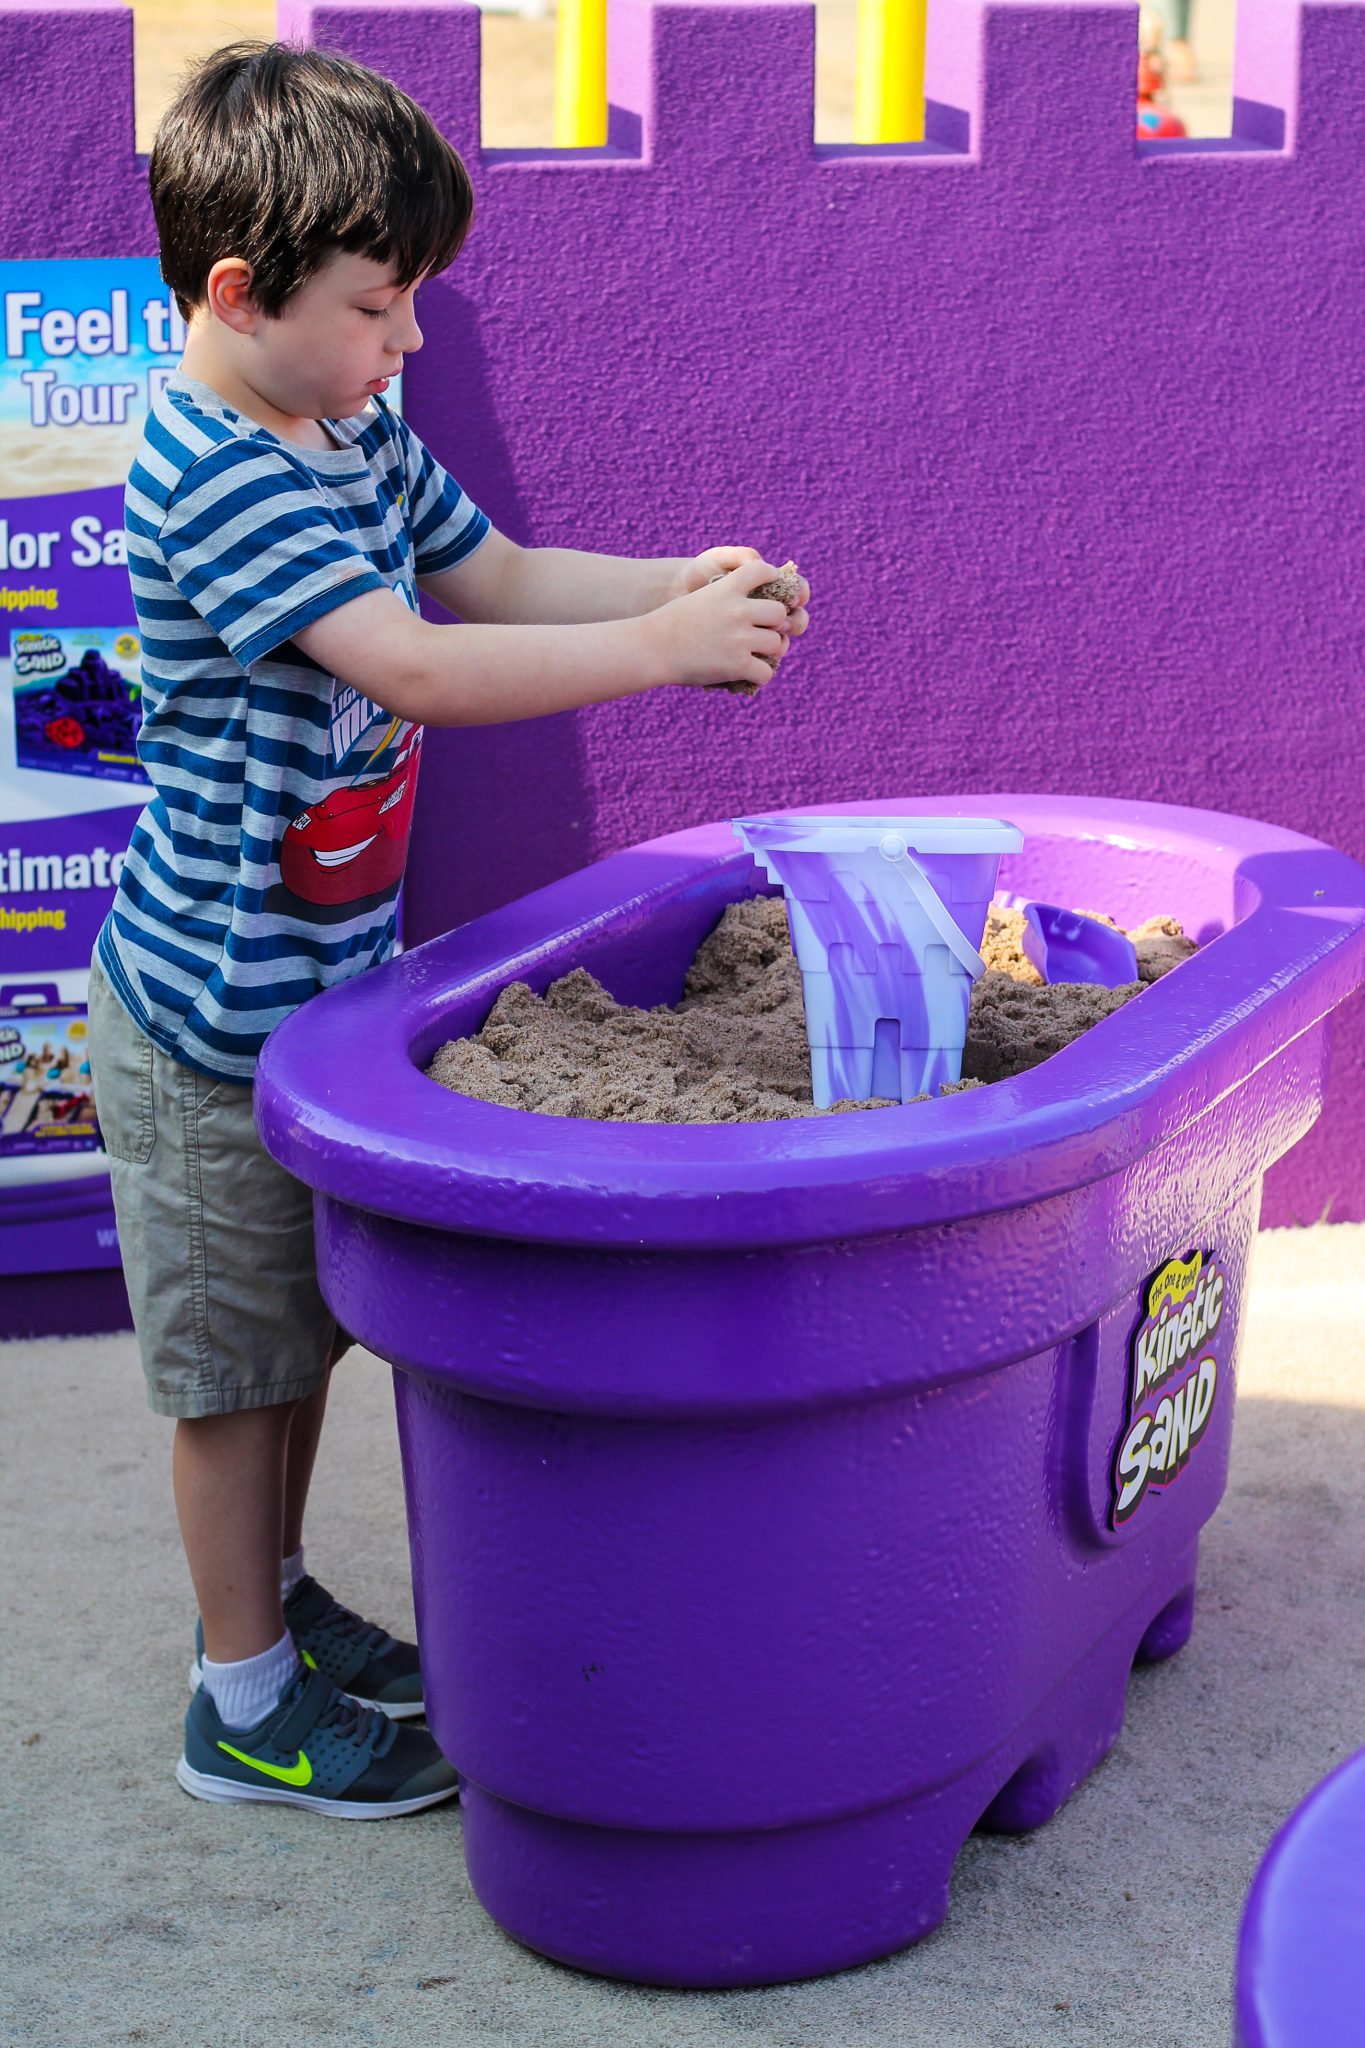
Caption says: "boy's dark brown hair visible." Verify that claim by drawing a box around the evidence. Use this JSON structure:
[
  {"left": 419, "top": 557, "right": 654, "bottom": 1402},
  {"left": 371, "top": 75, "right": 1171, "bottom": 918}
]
[{"left": 150, "top": 41, "right": 474, "bottom": 319}]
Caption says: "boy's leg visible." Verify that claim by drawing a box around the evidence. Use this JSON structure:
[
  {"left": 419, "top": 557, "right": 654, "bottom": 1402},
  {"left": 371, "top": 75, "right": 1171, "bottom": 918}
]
[
  {"left": 280, "top": 1325, "right": 349, "bottom": 1557},
  {"left": 271, "top": 1330, "right": 428, "bottom": 1720},
  {"left": 88, "top": 957, "right": 453, "bottom": 1809},
  {"left": 174, "top": 1398, "right": 299, "bottom": 1663},
  {"left": 282, "top": 1376, "right": 329, "bottom": 1562},
  {"left": 175, "top": 1399, "right": 455, "bottom": 1816}
]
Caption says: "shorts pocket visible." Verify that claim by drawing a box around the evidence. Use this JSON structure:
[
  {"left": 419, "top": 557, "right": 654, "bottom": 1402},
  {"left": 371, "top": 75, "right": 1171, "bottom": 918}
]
[
  {"left": 193, "top": 1075, "right": 252, "bottom": 1120},
  {"left": 87, "top": 958, "right": 157, "bottom": 1164}
]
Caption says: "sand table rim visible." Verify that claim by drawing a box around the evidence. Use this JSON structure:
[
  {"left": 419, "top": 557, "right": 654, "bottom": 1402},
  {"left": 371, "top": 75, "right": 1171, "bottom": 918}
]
[{"left": 254, "top": 799, "right": 1365, "bottom": 1250}]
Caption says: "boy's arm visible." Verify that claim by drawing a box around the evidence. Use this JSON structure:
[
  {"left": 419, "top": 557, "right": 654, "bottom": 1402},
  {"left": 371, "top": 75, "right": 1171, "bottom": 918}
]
[
  {"left": 420, "top": 530, "right": 690, "bottom": 626},
  {"left": 291, "top": 566, "right": 791, "bottom": 727},
  {"left": 420, "top": 528, "right": 813, "bottom": 628}
]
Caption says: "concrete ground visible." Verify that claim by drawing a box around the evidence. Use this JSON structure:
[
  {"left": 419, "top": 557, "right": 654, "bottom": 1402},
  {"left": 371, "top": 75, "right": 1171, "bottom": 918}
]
[{"left": 2, "top": 1221, "right": 1362, "bottom": 2047}]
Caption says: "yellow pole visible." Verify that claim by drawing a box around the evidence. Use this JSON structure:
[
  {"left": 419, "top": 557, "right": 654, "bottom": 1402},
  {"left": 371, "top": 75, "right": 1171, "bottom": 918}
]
[
  {"left": 555, "top": 0, "right": 608, "bottom": 148},
  {"left": 854, "top": 0, "right": 927, "bottom": 144}
]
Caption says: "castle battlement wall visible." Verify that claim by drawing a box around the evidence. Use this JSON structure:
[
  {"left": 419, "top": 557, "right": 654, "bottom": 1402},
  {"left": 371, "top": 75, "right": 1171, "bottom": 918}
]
[{"left": 2, "top": 0, "right": 1361, "bottom": 1221}]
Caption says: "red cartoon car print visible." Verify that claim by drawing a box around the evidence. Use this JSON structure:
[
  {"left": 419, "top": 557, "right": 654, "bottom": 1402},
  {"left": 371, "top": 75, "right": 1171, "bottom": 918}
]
[{"left": 280, "top": 727, "right": 422, "bottom": 907}]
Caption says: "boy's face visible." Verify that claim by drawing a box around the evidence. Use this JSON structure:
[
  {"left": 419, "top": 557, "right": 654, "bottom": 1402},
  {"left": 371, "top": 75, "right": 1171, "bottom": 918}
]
[{"left": 215, "top": 250, "right": 425, "bottom": 422}]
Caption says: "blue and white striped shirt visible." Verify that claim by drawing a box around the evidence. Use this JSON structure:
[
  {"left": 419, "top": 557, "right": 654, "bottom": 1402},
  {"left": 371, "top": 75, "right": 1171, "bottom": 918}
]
[{"left": 97, "top": 373, "right": 488, "bottom": 1080}]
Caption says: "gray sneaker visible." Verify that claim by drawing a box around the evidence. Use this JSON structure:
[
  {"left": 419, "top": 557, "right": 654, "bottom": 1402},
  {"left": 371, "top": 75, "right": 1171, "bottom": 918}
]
[
  {"left": 190, "top": 1575, "right": 424, "bottom": 1719},
  {"left": 177, "top": 1664, "right": 457, "bottom": 1818}
]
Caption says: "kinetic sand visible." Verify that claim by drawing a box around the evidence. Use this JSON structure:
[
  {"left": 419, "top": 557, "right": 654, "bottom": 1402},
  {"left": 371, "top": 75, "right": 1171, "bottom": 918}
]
[
  {"left": 426, "top": 898, "right": 1197, "bottom": 1123},
  {"left": 707, "top": 560, "right": 805, "bottom": 696}
]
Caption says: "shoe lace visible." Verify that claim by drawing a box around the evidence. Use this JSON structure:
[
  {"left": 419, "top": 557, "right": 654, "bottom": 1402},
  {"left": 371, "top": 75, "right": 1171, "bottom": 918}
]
[
  {"left": 315, "top": 1687, "right": 384, "bottom": 1750},
  {"left": 313, "top": 1591, "right": 389, "bottom": 1660}
]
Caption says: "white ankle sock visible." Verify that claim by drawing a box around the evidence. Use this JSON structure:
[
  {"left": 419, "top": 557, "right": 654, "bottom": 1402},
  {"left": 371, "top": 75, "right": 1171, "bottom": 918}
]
[
  {"left": 281, "top": 1545, "right": 307, "bottom": 1600},
  {"left": 201, "top": 1630, "right": 300, "bottom": 1731}
]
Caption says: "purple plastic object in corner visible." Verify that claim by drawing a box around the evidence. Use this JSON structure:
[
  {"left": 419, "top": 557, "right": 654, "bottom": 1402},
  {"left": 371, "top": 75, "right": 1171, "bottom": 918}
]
[
  {"left": 1234, "top": 1749, "right": 1365, "bottom": 2048},
  {"left": 1021, "top": 902, "right": 1139, "bottom": 988}
]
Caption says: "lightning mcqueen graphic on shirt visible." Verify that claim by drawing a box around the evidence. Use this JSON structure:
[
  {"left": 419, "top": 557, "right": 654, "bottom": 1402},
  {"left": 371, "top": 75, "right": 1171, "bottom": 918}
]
[{"left": 280, "top": 718, "right": 422, "bottom": 908}]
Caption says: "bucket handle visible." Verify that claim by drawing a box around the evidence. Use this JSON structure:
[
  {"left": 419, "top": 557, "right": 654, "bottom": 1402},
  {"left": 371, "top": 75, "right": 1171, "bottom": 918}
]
[{"left": 878, "top": 834, "right": 987, "bottom": 980}]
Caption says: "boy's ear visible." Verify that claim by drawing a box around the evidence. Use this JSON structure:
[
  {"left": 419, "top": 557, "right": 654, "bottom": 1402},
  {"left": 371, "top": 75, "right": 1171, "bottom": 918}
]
[{"left": 205, "top": 258, "right": 262, "bottom": 333}]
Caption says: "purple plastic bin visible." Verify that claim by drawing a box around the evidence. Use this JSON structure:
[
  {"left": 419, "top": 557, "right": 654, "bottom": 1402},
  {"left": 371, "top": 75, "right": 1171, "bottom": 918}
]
[
  {"left": 256, "top": 796, "right": 1365, "bottom": 1989},
  {"left": 1234, "top": 1749, "right": 1365, "bottom": 2048}
]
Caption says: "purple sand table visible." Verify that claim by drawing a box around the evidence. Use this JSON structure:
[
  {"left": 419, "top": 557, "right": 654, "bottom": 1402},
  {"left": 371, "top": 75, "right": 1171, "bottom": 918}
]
[
  {"left": 6, "top": 0, "right": 1364, "bottom": 1226},
  {"left": 257, "top": 796, "right": 1365, "bottom": 1986},
  {"left": 1234, "top": 1748, "right": 1365, "bottom": 2048}
]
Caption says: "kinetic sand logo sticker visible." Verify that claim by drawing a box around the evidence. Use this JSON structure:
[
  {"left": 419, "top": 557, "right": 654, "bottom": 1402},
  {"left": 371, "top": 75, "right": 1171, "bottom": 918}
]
[{"left": 1110, "top": 1249, "right": 1225, "bottom": 1529}]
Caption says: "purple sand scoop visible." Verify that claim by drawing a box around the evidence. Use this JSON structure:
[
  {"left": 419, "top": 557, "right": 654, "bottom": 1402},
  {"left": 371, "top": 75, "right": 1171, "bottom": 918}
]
[{"left": 1021, "top": 902, "right": 1138, "bottom": 987}]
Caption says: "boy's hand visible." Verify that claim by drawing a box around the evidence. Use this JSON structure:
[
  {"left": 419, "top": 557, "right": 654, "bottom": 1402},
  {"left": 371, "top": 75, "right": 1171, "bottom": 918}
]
[
  {"left": 646, "top": 557, "right": 795, "bottom": 692},
  {"left": 682, "top": 546, "right": 811, "bottom": 641},
  {"left": 681, "top": 545, "right": 761, "bottom": 594}
]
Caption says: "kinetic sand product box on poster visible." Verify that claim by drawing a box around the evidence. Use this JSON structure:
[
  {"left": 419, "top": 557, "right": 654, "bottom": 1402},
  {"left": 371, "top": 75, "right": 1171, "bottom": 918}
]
[
  {"left": 0, "top": 258, "right": 177, "bottom": 1276},
  {"left": 0, "top": 991, "right": 99, "bottom": 1157}
]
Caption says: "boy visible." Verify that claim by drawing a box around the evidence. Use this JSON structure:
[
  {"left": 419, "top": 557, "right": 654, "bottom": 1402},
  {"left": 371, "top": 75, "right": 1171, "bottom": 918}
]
[{"left": 87, "top": 40, "right": 809, "bottom": 1819}]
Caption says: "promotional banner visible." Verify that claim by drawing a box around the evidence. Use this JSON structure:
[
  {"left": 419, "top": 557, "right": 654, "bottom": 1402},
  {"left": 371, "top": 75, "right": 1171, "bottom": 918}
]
[{"left": 0, "top": 258, "right": 178, "bottom": 1277}]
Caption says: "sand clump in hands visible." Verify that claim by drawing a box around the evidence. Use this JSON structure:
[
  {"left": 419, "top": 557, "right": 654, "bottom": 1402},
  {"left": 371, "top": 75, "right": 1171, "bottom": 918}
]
[
  {"left": 706, "top": 560, "right": 805, "bottom": 697},
  {"left": 426, "top": 896, "right": 1198, "bottom": 1123}
]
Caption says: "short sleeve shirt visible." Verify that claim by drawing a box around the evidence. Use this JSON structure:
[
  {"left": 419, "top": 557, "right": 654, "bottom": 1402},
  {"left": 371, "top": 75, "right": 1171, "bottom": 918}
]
[{"left": 98, "top": 372, "right": 488, "bottom": 1080}]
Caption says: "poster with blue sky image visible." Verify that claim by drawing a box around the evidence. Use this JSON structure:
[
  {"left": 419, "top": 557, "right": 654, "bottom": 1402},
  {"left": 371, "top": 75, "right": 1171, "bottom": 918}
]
[
  {"left": 1, "top": 256, "right": 406, "bottom": 1281},
  {"left": 0, "top": 258, "right": 179, "bottom": 1276}
]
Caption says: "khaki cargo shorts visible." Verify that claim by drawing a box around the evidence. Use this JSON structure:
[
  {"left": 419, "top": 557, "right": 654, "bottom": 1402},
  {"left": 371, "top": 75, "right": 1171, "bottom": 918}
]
[{"left": 87, "top": 950, "right": 346, "bottom": 1418}]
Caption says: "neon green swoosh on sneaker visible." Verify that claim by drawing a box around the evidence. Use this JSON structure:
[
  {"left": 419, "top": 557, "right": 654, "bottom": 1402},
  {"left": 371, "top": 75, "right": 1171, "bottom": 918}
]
[{"left": 216, "top": 1741, "right": 313, "bottom": 1786}]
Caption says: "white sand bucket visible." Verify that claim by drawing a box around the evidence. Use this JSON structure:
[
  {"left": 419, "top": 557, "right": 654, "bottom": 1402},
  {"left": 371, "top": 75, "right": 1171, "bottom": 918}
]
[{"left": 732, "top": 813, "right": 1023, "bottom": 1106}]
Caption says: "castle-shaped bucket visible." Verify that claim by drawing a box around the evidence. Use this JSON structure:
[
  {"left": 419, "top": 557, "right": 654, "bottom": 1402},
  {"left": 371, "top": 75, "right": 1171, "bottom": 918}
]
[{"left": 732, "top": 814, "right": 1024, "bottom": 1107}]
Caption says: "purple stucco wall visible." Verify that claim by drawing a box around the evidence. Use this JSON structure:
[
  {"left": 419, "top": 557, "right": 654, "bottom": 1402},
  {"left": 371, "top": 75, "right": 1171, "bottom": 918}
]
[{"left": 2, "top": 0, "right": 1360, "bottom": 1224}]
